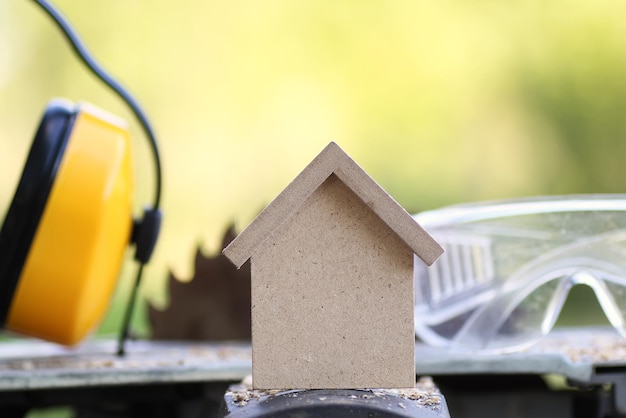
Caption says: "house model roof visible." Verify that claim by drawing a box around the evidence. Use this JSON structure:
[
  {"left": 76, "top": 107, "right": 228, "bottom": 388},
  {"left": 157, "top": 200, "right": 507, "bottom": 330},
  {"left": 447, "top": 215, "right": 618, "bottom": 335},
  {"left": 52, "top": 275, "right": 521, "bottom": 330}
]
[{"left": 224, "top": 142, "right": 443, "bottom": 268}]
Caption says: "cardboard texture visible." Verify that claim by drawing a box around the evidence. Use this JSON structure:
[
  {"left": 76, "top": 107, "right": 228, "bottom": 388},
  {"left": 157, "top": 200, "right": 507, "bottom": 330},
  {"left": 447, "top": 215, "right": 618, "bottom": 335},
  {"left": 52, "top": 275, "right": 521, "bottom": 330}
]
[{"left": 223, "top": 142, "right": 443, "bottom": 390}]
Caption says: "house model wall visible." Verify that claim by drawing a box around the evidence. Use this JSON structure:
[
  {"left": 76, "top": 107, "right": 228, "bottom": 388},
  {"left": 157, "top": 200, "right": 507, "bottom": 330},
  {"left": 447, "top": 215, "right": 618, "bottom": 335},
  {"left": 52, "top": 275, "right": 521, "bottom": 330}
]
[{"left": 223, "top": 142, "right": 443, "bottom": 390}]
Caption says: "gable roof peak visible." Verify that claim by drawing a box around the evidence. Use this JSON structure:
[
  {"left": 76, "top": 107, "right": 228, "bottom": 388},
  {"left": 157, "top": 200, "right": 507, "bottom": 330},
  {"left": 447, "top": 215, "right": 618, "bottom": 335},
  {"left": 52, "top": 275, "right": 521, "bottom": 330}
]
[{"left": 223, "top": 142, "right": 443, "bottom": 268}]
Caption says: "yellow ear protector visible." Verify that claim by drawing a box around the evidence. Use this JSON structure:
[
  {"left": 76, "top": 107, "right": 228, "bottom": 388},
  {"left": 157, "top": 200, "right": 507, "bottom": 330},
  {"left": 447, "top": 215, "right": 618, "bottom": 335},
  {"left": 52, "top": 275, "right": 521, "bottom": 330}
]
[{"left": 0, "top": 0, "right": 163, "bottom": 352}]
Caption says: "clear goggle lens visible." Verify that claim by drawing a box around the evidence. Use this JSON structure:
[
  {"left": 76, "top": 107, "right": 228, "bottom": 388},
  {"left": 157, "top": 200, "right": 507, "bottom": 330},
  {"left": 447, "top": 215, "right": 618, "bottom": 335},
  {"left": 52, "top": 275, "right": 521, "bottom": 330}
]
[{"left": 413, "top": 195, "right": 626, "bottom": 353}]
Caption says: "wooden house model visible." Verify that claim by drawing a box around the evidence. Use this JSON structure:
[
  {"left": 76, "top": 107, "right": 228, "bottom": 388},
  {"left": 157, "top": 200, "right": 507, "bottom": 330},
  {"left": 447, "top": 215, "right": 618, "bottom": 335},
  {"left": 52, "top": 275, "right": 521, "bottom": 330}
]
[{"left": 223, "top": 142, "right": 443, "bottom": 390}]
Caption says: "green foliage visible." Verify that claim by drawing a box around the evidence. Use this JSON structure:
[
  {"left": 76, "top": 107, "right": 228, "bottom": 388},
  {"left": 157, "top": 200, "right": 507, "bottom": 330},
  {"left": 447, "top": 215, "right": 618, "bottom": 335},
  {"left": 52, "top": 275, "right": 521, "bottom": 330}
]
[{"left": 2, "top": 0, "right": 625, "bottom": 327}]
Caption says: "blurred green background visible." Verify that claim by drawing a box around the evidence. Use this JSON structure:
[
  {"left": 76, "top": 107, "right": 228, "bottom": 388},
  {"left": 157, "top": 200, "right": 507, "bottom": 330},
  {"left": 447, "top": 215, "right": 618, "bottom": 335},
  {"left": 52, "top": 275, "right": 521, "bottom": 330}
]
[{"left": 2, "top": 0, "right": 626, "bottom": 338}]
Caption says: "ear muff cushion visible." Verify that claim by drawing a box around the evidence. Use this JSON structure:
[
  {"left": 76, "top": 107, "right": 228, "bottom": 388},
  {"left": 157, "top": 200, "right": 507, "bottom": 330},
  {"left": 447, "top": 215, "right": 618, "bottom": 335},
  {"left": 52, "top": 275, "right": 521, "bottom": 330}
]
[
  {"left": 0, "top": 99, "right": 75, "bottom": 325},
  {"left": 3, "top": 102, "right": 134, "bottom": 345}
]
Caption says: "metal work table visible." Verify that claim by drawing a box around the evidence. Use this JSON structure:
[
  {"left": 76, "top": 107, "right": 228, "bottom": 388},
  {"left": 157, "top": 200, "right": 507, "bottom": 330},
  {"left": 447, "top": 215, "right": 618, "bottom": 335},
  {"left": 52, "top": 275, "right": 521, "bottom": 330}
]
[
  {"left": 416, "top": 326, "right": 626, "bottom": 382},
  {"left": 0, "top": 340, "right": 251, "bottom": 391},
  {"left": 416, "top": 326, "right": 626, "bottom": 418},
  {"left": 0, "top": 340, "right": 251, "bottom": 417},
  {"left": 0, "top": 327, "right": 624, "bottom": 417}
]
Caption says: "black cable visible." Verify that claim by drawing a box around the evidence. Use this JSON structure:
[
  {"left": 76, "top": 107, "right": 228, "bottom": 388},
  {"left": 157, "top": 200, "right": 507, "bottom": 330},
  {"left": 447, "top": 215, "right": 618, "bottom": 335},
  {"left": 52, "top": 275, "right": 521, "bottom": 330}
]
[
  {"left": 29, "top": 0, "right": 163, "bottom": 356},
  {"left": 117, "top": 264, "right": 144, "bottom": 355},
  {"left": 30, "top": 0, "right": 162, "bottom": 209}
]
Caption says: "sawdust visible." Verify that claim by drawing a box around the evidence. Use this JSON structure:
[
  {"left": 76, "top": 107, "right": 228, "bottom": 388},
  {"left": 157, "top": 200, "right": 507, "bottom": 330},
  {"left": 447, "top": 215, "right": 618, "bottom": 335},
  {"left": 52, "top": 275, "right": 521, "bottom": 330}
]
[
  {"left": 225, "top": 385, "right": 291, "bottom": 407},
  {"left": 373, "top": 377, "right": 442, "bottom": 407},
  {"left": 527, "top": 331, "right": 626, "bottom": 364},
  {"left": 228, "top": 389, "right": 260, "bottom": 407},
  {"left": 561, "top": 339, "right": 626, "bottom": 363},
  {"left": 0, "top": 343, "right": 250, "bottom": 372},
  {"left": 225, "top": 375, "right": 442, "bottom": 408}
]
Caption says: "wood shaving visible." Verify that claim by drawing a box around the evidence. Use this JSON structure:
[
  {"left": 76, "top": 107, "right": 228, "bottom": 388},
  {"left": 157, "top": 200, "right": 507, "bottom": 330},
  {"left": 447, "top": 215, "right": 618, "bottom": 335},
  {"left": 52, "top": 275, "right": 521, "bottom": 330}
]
[
  {"left": 225, "top": 377, "right": 293, "bottom": 407},
  {"left": 0, "top": 343, "right": 251, "bottom": 372},
  {"left": 526, "top": 331, "right": 626, "bottom": 364},
  {"left": 373, "top": 377, "right": 442, "bottom": 407},
  {"left": 226, "top": 375, "right": 443, "bottom": 409},
  {"left": 227, "top": 388, "right": 261, "bottom": 407}
]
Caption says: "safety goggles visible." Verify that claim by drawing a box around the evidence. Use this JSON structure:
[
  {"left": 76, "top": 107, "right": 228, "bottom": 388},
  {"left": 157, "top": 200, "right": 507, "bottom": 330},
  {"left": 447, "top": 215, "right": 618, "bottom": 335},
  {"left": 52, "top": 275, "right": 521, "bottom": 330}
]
[{"left": 413, "top": 195, "right": 626, "bottom": 353}]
